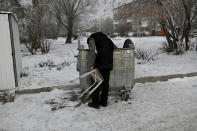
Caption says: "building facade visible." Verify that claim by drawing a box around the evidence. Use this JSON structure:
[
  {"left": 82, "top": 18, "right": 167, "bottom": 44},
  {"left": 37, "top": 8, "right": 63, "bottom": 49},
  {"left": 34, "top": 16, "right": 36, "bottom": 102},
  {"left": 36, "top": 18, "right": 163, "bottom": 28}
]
[{"left": 113, "top": 0, "right": 163, "bottom": 36}]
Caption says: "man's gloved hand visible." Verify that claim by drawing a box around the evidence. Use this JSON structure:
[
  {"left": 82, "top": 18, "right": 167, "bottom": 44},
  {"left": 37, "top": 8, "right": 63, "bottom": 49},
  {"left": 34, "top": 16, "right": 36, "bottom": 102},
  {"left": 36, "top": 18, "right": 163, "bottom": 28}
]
[{"left": 90, "top": 66, "right": 94, "bottom": 70}]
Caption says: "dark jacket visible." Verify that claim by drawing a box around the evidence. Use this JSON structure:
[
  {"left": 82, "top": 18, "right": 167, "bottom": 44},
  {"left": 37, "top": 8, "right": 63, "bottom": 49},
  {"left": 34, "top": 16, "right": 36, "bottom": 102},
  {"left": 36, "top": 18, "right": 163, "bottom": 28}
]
[{"left": 87, "top": 32, "right": 114, "bottom": 70}]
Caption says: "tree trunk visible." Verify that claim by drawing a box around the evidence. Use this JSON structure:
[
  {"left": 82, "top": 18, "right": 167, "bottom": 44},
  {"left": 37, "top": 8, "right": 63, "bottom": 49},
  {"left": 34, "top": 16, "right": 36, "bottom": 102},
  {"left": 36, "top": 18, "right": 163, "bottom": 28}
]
[
  {"left": 165, "top": 31, "right": 174, "bottom": 52},
  {"left": 185, "top": 23, "right": 191, "bottom": 51},
  {"left": 185, "top": 35, "right": 189, "bottom": 50},
  {"left": 162, "top": 23, "right": 174, "bottom": 52},
  {"left": 181, "top": 0, "right": 192, "bottom": 51},
  {"left": 167, "top": 37, "right": 174, "bottom": 52},
  {"left": 182, "top": 22, "right": 190, "bottom": 51},
  {"left": 173, "top": 40, "right": 177, "bottom": 51},
  {"left": 66, "top": 30, "right": 72, "bottom": 43},
  {"left": 66, "top": 18, "right": 73, "bottom": 44}
]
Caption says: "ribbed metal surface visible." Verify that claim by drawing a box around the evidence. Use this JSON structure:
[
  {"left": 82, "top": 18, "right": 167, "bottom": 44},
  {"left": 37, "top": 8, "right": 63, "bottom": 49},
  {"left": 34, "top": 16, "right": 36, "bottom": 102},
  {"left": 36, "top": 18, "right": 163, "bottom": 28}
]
[
  {"left": 78, "top": 48, "right": 135, "bottom": 91},
  {"left": 78, "top": 49, "right": 91, "bottom": 90}
]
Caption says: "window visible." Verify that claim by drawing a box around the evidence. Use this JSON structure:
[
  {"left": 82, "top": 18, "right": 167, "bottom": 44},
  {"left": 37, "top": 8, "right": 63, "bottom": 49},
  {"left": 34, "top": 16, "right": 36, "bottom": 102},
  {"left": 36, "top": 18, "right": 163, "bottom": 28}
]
[{"left": 141, "top": 20, "right": 148, "bottom": 27}]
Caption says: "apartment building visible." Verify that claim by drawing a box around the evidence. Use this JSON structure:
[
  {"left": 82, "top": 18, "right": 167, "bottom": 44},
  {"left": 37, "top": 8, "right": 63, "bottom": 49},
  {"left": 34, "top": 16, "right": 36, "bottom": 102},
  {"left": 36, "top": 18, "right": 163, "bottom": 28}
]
[{"left": 113, "top": 0, "right": 163, "bottom": 36}]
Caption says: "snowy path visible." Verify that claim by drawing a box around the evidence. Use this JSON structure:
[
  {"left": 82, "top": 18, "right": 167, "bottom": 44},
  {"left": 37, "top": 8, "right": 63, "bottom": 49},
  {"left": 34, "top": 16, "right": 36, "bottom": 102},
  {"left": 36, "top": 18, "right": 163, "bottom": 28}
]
[{"left": 1, "top": 76, "right": 197, "bottom": 131}]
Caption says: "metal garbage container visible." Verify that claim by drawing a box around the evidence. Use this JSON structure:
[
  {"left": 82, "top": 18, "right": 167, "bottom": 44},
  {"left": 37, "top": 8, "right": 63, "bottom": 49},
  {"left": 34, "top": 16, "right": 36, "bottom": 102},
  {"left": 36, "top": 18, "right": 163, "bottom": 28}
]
[{"left": 77, "top": 40, "right": 135, "bottom": 100}]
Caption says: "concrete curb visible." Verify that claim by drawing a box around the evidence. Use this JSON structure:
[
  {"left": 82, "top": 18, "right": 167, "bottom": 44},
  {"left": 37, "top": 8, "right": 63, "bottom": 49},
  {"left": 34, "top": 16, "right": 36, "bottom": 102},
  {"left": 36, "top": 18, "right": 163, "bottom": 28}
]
[
  {"left": 135, "top": 72, "right": 197, "bottom": 84},
  {"left": 16, "top": 84, "right": 79, "bottom": 95},
  {"left": 15, "top": 72, "right": 197, "bottom": 95}
]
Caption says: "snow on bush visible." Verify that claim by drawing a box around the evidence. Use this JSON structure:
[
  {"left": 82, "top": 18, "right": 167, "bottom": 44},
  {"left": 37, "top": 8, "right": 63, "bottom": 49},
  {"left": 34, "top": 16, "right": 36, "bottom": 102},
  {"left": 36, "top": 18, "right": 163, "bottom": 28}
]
[
  {"left": 135, "top": 48, "right": 160, "bottom": 64},
  {"left": 37, "top": 60, "right": 71, "bottom": 71}
]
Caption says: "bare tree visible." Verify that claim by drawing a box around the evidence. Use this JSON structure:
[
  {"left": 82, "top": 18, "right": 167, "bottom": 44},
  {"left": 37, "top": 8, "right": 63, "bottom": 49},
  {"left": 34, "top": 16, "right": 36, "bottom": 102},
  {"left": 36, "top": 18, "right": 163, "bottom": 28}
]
[
  {"left": 101, "top": 17, "right": 114, "bottom": 34},
  {"left": 18, "top": 0, "right": 52, "bottom": 55},
  {"left": 156, "top": 0, "right": 197, "bottom": 52},
  {"left": 180, "top": 0, "right": 197, "bottom": 50},
  {"left": 22, "top": 0, "right": 44, "bottom": 55},
  {"left": 49, "top": 0, "right": 87, "bottom": 43}
]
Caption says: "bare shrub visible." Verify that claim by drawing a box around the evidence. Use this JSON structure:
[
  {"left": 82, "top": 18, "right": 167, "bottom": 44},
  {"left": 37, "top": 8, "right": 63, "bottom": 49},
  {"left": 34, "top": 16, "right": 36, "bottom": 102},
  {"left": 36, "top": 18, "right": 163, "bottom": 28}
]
[
  {"left": 135, "top": 48, "right": 161, "bottom": 64},
  {"left": 38, "top": 60, "right": 55, "bottom": 68},
  {"left": 20, "top": 72, "right": 28, "bottom": 78},
  {"left": 24, "top": 42, "right": 37, "bottom": 55},
  {"left": 23, "top": 21, "right": 42, "bottom": 55},
  {"left": 24, "top": 24, "right": 42, "bottom": 55},
  {"left": 135, "top": 48, "right": 151, "bottom": 60},
  {"left": 38, "top": 60, "right": 70, "bottom": 71},
  {"left": 56, "top": 61, "right": 70, "bottom": 71},
  {"left": 22, "top": 0, "right": 45, "bottom": 55},
  {"left": 41, "top": 40, "right": 51, "bottom": 54}
]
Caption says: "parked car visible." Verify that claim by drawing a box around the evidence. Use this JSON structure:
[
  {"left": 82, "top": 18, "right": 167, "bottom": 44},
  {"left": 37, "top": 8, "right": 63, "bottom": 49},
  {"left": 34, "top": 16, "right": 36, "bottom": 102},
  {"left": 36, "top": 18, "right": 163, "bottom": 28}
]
[
  {"left": 133, "top": 31, "right": 150, "bottom": 37},
  {"left": 109, "top": 33, "right": 118, "bottom": 38}
]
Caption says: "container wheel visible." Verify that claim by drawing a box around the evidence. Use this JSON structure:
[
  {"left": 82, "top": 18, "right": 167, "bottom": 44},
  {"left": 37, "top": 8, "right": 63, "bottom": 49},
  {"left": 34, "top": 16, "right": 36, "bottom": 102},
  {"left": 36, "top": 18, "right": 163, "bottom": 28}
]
[{"left": 121, "top": 91, "right": 129, "bottom": 101}]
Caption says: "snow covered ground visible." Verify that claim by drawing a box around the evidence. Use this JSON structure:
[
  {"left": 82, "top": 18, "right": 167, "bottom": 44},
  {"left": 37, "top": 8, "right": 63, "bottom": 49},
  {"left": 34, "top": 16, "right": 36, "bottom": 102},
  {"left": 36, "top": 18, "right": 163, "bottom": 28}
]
[
  {"left": 1, "top": 36, "right": 197, "bottom": 130},
  {"left": 19, "top": 36, "right": 197, "bottom": 90},
  {"left": 19, "top": 37, "right": 80, "bottom": 89},
  {"left": 113, "top": 37, "right": 197, "bottom": 78},
  {"left": 1, "top": 76, "right": 197, "bottom": 130}
]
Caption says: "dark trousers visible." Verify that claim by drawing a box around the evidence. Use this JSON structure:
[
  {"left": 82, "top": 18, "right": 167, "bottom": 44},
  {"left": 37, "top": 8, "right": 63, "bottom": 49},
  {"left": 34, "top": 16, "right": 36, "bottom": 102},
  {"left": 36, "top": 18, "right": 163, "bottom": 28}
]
[{"left": 91, "top": 69, "right": 110, "bottom": 105}]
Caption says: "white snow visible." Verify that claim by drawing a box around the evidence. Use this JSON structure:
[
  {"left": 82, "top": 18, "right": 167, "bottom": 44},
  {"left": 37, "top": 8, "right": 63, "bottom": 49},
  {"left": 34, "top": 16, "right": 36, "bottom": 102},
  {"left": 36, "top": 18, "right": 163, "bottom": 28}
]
[
  {"left": 19, "top": 37, "right": 80, "bottom": 89},
  {"left": 112, "top": 37, "right": 197, "bottom": 78},
  {"left": 1, "top": 76, "right": 197, "bottom": 130},
  {"left": 1, "top": 1, "right": 197, "bottom": 130},
  {"left": 1, "top": 35, "right": 197, "bottom": 130},
  {"left": 18, "top": 36, "right": 197, "bottom": 90}
]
